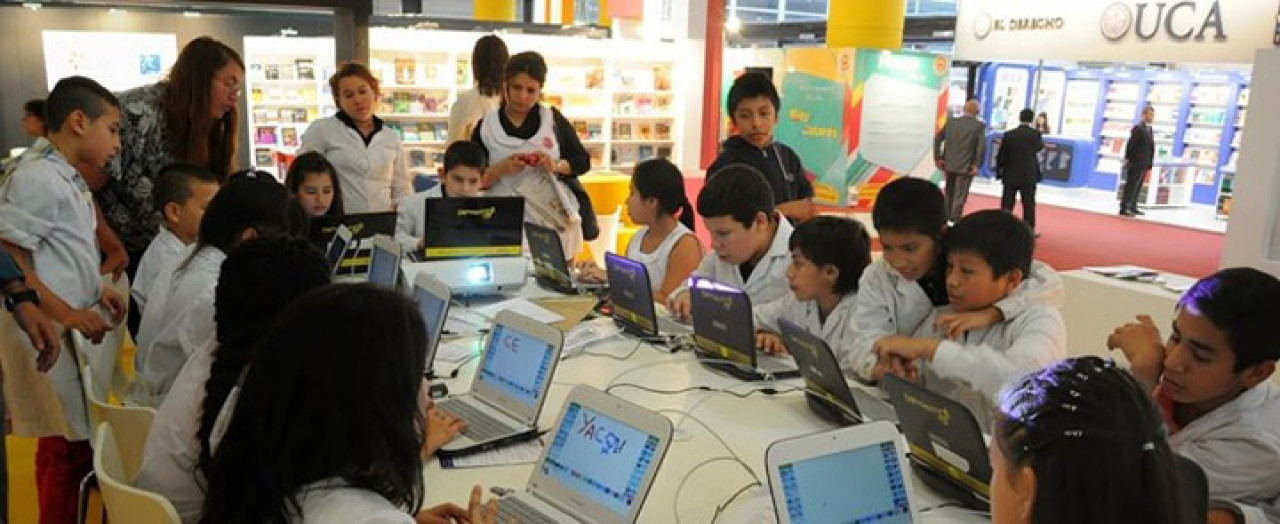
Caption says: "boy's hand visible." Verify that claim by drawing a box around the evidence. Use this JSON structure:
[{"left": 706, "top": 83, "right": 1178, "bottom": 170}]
[
  {"left": 99, "top": 286, "right": 126, "bottom": 325},
  {"left": 574, "top": 263, "right": 606, "bottom": 283},
  {"left": 872, "top": 353, "right": 919, "bottom": 383},
  {"left": 416, "top": 485, "right": 495, "bottom": 524},
  {"left": 1106, "top": 315, "right": 1165, "bottom": 390},
  {"left": 934, "top": 307, "right": 1003, "bottom": 340},
  {"left": 755, "top": 331, "right": 788, "bottom": 356},
  {"left": 60, "top": 308, "right": 110, "bottom": 344},
  {"left": 874, "top": 335, "right": 940, "bottom": 363},
  {"left": 666, "top": 291, "right": 691, "bottom": 321},
  {"left": 13, "top": 302, "right": 61, "bottom": 372},
  {"left": 422, "top": 404, "right": 466, "bottom": 458}
]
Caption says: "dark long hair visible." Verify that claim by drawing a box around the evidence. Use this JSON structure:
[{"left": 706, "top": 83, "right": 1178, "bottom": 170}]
[
  {"left": 995, "top": 357, "right": 1194, "bottom": 524},
  {"left": 632, "top": 158, "right": 694, "bottom": 232},
  {"left": 164, "top": 36, "right": 243, "bottom": 180},
  {"left": 200, "top": 284, "right": 429, "bottom": 523},
  {"left": 284, "top": 151, "right": 345, "bottom": 216},
  {"left": 182, "top": 170, "right": 290, "bottom": 269},
  {"left": 194, "top": 236, "right": 330, "bottom": 487},
  {"left": 472, "top": 35, "right": 508, "bottom": 97}
]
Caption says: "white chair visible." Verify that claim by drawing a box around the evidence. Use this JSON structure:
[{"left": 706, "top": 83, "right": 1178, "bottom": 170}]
[{"left": 92, "top": 422, "right": 180, "bottom": 524}]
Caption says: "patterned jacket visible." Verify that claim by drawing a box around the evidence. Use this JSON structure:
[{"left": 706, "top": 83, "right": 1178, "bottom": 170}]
[{"left": 98, "top": 82, "right": 174, "bottom": 254}]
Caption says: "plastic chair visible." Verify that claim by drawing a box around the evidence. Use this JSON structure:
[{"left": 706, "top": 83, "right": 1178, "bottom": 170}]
[
  {"left": 92, "top": 422, "right": 181, "bottom": 524},
  {"left": 584, "top": 205, "right": 622, "bottom": 267}
]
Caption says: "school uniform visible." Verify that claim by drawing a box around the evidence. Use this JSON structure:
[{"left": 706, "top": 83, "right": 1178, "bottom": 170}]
[
  {"left": 134, "top": 245, "right": 224, "bottom": 406},
  {"left": 671, "top": 213, "right": 794, "bottom": 308},
  {"left": 300, "top": 112, "right": 412, "bottom": 214},
  {"left": 624, "top": 223, "right": 696, "bottom": 295},
  {"left": 131, "top": 226, "right": 186, "bottom": 313},
  {"left": 848, "top": 258, "right": 1064, "bottom": 381},
  {"left": 754, "top": 292, "right": 859, "bottom": 353},
  {"left": 290, "top": 480, "right": 416, "bottom": 523}
]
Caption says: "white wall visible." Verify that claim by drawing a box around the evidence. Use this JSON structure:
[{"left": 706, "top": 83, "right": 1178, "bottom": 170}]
[{"left": 1220, "top": 49, "right": 1280, "bottom": 279}]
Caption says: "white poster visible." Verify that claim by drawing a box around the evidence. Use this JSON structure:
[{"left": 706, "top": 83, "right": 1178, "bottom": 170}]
[
  {"left": 43, "top": 31, "right": 178, "bottom": 92},
  {"left": 956, "top": 0, "right": 1280, "bottom": 64},
  {"left": 859, "top": 74, "right": 937, "bottom": 173}
]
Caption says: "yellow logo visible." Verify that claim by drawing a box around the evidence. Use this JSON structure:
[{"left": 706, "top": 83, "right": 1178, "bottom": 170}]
[
  {"left": 457, "top": 207, "right": 496, "bottom": 220},
  {"left": 701, "top": 292, "right": 735, "bottom": 312},
  {"left": 904, "top": 392, "right": 952, "bottom": 427}
]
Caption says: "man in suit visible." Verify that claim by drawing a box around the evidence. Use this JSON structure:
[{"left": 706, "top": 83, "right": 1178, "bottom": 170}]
[
  {"left": 934, "top": 99, "right": 987, "bottom": 222},
  {"left": 996, "top": 109, "right": 1044, "bottom": 233},
  {"left": 1120, "top": 105, "right": 1156, "bottom": 216}
]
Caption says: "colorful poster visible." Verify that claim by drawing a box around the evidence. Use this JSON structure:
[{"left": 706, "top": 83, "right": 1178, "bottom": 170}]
[{"left": 42, "top": 31, "right": 178, "bottom": 92}]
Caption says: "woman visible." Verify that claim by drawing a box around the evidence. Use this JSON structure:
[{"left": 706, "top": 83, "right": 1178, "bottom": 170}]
[
  {"left": 301, "top": 62, "right": 411, "bottom": 214},
  {"left": 98, "top": 36, "right": 244, "bottom": 271},
  {"left": 447, "top": 35, "right": 507, "bottom": 144},
  {"left": 471, "top": 51, "right": 597, "bottom": 259},
  {"left": 1034, "top": 112, "right": 1051, "bottom": 135}
]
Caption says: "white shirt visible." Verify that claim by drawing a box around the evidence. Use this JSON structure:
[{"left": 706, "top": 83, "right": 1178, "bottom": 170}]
[
  {"left": 135, "top": 245, "right": 224, "bottom": 406},
  {"left": 289, "top": 480, "right": 415, "bottom": 524},
  {"left": 849, "top": 258, "right": 1064, "bottom": 381},
  {"left": 1171, "top": 382, "right": 1280, "bottom": 524},
  {"left": 300, "top": 116, "right": 411, "bottom": 214},
  {"left": 447, "top": 88, "right": 500, "bottom": 145},
  {"left": 755, "top": 292, "right": 860, "bottom": 359},
  {"left": 625, "top": 223, "right": 695, "bottom": 295},
  {"left": 132, "top": 227, "right": 186, "bottom": 312},
  {"left": 394, "top": 186, "right": 444, "bottom": 252},
  {"left": 673, "top": 213, "right": 794, "bottom": 308}
]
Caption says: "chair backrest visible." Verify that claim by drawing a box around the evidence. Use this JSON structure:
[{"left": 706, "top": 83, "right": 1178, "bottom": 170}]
[
  {"left": 82, "top": 366, "right": 156, "bottom": 483},
  {"left": 1175, "top": 455, "right": 1209, "bottom": 521},
  {"left": 93, "top": 422, "right": 181, "bottom": 524}
]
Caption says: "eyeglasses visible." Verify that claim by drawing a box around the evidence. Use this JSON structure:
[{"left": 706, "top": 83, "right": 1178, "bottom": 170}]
[{"left": 214, "top": 75, "right": 242, "bottom": 97}]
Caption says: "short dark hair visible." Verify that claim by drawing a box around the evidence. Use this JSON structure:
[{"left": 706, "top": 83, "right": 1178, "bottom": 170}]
[
  {"left": 633, "top": 158, "right": 695, "bottom": 232},
  {"left": 698, "top": 164, "right": 774, "bottom": 228},
  {"left": 1178, "top": 267, "right": 1280, "bottom": 372},
  {"left": 187, "top": 170, "right": 291, "bottom": 266},
  {"left": 505, "top": 51, "right": 547, "bottom": 86},
  {"left": 1020, "top": 108, "right": 1035, "bottom": 123},
  {"left": 944, "top": 209, "right": 1034, "bottom": 278},
  {"left": 996, "top": 357, "right": 1194, "bottom": 524},
  {"left": 284, "top": 151, "right": 345, "bottom": 216},
  {"left": 472, "top": 35, "right": 509, "bottom": 97},
  {"left": 152, "top": 163, "right": 219, "bottom": 213},
  {"left": 726, "top": 72, "right": 780, "bottom": 115},
  {"left": 23, "top": 99, "right": 45, "bottom": 120},
  {"left": 44, "top": 76, "right": 120, "bottom": 132},
  {"left": 872, "top": 177, "right": 947, "bottom": 238},
  {"left": 443, "top": 141, "right": 488, "bottom": 174},
  {"left": 789, "top": 216, "right": 872, "bottom": 295}
]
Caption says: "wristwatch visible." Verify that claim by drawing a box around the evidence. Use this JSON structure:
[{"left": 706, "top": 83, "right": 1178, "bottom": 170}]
[{"left": 4, "top": 289, "right": 40, "bottom": 312}]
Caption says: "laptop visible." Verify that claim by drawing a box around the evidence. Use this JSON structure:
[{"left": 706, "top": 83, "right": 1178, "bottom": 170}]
[
  {"left": 525, "top": 222, "right": 605, "bottom": 295},
  {"left": 494, "top": 385, "right": 673, "bottom": 524},
  {"left": 437, "top": 310, "right": 564, "bottom": 457},
  {"left": 766, "top": 421, "right": 921, "bottom": 524},
  {"left": 881, "top": 374, "right": 991, "bottom": 512},
  {"left": 309, "top": 212, "right": 397, "bottom": 247},
  {"left": 422, "top": 196, "right": 525, "bottom": 260},
  {"left": 412, "top": 273, "right": 452, "bottom": 378},
  {"left": 324, "top": 224, "right": 353, "bottom": 277},
  {"left": 688, "top": 278, "right": 799, "bottom": 381},
  {"left": 367, "top": 235, "right": 403, "bottom": 290},
  {"left": 604, "top": 252, "right": 692, "bottom": 342},
  {"left": 778, "top": 319, "right": 898, "bottom": 426}
]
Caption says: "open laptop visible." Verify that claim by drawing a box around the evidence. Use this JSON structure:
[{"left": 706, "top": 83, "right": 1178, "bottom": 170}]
[
  {"left": 604, "top": 252, "right": 691, "bottom": 342},
  {"left": 422, "top": 196, "right": 525, "bottom": 260},
  {"left": 525, "top": 221, "right": 605, "bottom": 295},
  {"left": 494, "top": 385, "right": 673, "bottom": 524},
  {"left": 412, "top": 273, "right": 452, "bottom": 378},
  {"left": 367, "top": 235, "right": 403, "bottom": 290},
  {"left": 324, "top": 224, "right": 353, "bottom": 278},
  {"left": 881, "top": 374, "right": 991, "bottom": 512},
  {"left": 766, "top": 421, "right": 920, "bottom": 524},
  {"left": 309, "top": 211, "right": 397, "bottom": 247},
  {"left": 689, "top": 278, "right": 799, "bottom": 381},
  {"left": 437, "top": 310, "right": 564, "bottom": 457},
  {"left": 778, "top": 319, "right": 897, "bottom": 426}
]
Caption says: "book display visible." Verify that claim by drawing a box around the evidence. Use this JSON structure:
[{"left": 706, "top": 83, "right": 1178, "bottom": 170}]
[{"left": 244, "top": 36, "right": 336, "bottom": 179}]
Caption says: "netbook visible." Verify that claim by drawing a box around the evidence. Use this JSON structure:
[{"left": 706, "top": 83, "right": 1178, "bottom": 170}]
[
  {"left": 412, "top": 273, "right": 452, "bottom": 378},
  {"left": 437, "top": 310, "right": 564, "bottom": 457},
  {"left": 881, "top": 374, "right": 991, "bottom": 512},
  {"left": 689, "top": 278, "right": 798, "bottom": 381},
  {"left": 778, "top": 319, "right": 897, "bottom": 426},
  {"left": 367, "top": 235, "right": 403, "bottom": 290},
  {"left": 494, "top": 385, "right": 673, "bottom": 524},
  {"left": 422, "top": 196, "right": 525, "bottom": 260},
  {"left": 324, "top": 224, "right": 353, "bottom": 278},
  {"left": 604, "top": 252, "right": 691, "bottom": 342},
  {"left": 766, "top": 421, "right": 921, "bottom": 524},
  {"left": 309, "top": 212, "right": 397, "bottom": 247},
  {"left": 525, "top": 222, "right": 605, "bottom": 295}
]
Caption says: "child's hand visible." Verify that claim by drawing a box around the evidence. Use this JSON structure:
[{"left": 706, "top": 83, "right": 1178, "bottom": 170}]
[
  {"left": 99, "top": 286, "right": 126, "bottom": 325},
  {"left": 1106, "top": 315, "right": 1165, "bottom": 390},
  {"left": 575, "top": 264, "right": 606, "bottom": 283},
  {"left": 415, "top": 485, "right": 495, "bottom": 524},
  {"left": 874, "top": 335, "right": 940, "bottom": 363},
  {"left": 666, "top": 291, "right": 692, "bottom": 321},
  {"left": 60, "top": 308, "right": 111, "bottom": 344},
  {"left": 422, "top": 404, "right": 466, "bottom": 458},
  {"left": 872, "top": 353, "right": 919, "bottom": 383},
  {"left": 933, "top": 307, "right": 1003, "bottom": 340},
  {"left": 12, "top": 302, "right": 60, "bottom": 373},
  {"left": 755, "top": 331, "right": 788, "bottom": 355}
]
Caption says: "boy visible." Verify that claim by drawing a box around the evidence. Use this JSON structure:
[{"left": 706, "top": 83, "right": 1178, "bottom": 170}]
[
  {"left": 1109, "top": 268, "right": 1280, "bottom": 524},
  {"left": 848, "top": 177, "right": 1062, "bottom": 380},
  {"left": 132, "top": 163, "right": 220, "bottom": 318},
  {"left": 396, "top": 141, "right": 486, "bottom": 251},
  {"left": 708, "top": 73, "right": 815, "bottom": 223},
  {"left": 667, "top": 164, "right": 793, "bottom": 320},
  {"left": 873, "top": 210, "right": 1066, "bottom": 428},
  {"left": 0, "top": 75, "right": 126, "bottom": 523},
  {"left": 753, "top": 216, "right": 871, "bottom": 358},
  {"left": 22, "top": 99, "right": 47, "bottom": 139}
]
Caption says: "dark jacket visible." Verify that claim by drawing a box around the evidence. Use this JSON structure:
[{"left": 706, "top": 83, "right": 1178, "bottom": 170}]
[
  {"left": 707, "top": 136, "right": 813, "bottom": 204},
  {"left": 996, "top": 124, "right": 1044, "bottom": 185},
  {"left": 1124, "top": 123, "right": 1155, "bottom": 171}
]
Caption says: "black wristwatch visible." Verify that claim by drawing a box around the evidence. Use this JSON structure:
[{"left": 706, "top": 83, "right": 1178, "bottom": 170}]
[{"left": 4, "top": 289, "right": 40, "bottom": 312}]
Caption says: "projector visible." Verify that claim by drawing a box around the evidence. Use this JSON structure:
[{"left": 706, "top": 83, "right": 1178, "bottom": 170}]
[{"left": 402, "top": 257, "right": 527, "bottom": 296}]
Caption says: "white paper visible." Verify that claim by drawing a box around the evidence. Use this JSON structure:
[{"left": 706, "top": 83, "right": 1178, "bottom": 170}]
[
  {"left": 1082, "top": 265, "right": 1158, "bottom": 277},
  {"left": 563, "top": 318, "right": 623, "bottom": 355},
  {"left": 473, "top": 298, "right": 565, "bottom": 324},
  {"left": 435, "top": 338, "right": 481, "bottom": 365},
  {"left": 436, "top": 438, "right": 544, "bottom": 469}
]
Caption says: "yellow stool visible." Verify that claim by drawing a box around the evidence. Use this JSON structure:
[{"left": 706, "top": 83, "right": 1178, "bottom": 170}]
[{"left": 578, "top": 173, "right": 636, "bottom": 261}]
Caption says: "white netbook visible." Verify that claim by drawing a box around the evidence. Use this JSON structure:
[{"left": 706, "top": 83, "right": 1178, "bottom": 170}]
[
  {"left": 436, "top": 310, "right": 564, "bottom": 457},
  {"left": 367, "top": 234, "right": 403, "bottom": 290},
  {"left": 412, "top": 273, "right": 452, "bottom": 378},
  {"left": 495, "top": 385, "right": 673, "bottom": 524},
  {"left": 766, "top": 421, "right": 921, "bottom": 524},
  {"left": 324, "top": 224, "right": 353, "bottom": 278}
]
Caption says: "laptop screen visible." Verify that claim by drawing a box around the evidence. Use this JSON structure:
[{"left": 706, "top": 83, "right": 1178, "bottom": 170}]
[
  {"left": 423, "top": 197, "right": 524, "bottom": 259},
  {"left": 541, "top": 401, "right": 664, "bottom": 517},
  {"left": 368, "top": 242, "right": 399, "bottom": 289},
  {"left": 525, "top": 222, "right": 571, "bottom": 282},
  {"left": 776, "top": 441, "right": 913, "bottom": 524},
  {"left": 476, "top": 323, "right": 556, "bottom": 408},
  {"left": 605, "top": 253, "right": 657, "bottom": 335},
  {"left": 325, "top": 230, "right": 348, "bottom": 275},
  {"left": 413, "top": 285, "right": 449, "bottom": 364},
  {"left": 689, "top": 280, "right": 755, "bottom": 366}
]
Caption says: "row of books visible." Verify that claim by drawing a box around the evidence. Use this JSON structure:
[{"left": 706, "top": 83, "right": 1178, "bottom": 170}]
[
  {"left": 254, "top": 126, "right": 299, "bottom": 147},
  {"left": 387, "top": 122, "right": 449, "bottom": 143},
  {"left": 248, "top": 59, "right": 318, "bottom": 81},
  {"left": 382, "top": 92, "right": 451, "bottom": 115},
  {"left": 252, "top": 107, "right": 312, "bottom": 124}
]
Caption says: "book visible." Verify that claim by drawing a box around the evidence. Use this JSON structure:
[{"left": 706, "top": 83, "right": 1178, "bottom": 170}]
[
  {"left": 637, "top": 123, "right": 654, "bottom": 140},
  {"left": 656, "top": 145, "right": 672, "bottom": 159},
  {"left": 433, "top": 123, "right": 449, "bottom": 141},
  {"left": 638, "top": 145, "right": 655, "bottom": 160},
  {"left": 255, "top": 148, "right": 274, "bottom": 166},
  {"left": 402, "top": 123, "right": 421, "bottom": 142},
  {"left": 586, "top": 67, "right": 605, "bottom": 89},
  {"left": 281, "top": 127, "right": 299, "bottom": 147},
  {"left": 296, "top": 58, "right": 315, "bottom": 80},
  {"left": 264, "top": 64, "right": 280, "bottom": 81},
  {"left": 615, "top": 122, "right": 632, "bottom": 140},
  {"left": 255, "top": 126, "right": 277, "bottom": 145},
  {"left": 654, "top": 67, "right": 672, "bottom": 91},
  {"left": 655, "top": 122, "right": 671, "bottom": 139},
  {"left": 394, "top": 58, "right": 417, "bottom": 85},
  {"left": 573, "top": 120, "right": 589, "bottom": 139},
  {"left": 408, "top": 148, "right": 429, "bottom": 168},
  {"left": 587, "top": 123, "right": 603, "bottom": 140}
]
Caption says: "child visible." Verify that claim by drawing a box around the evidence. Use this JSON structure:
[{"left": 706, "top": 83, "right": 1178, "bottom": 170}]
[
  {"left": 201, "top": 284, "right": 495, "bottom": 523},
  {"left": 395, "top": 140, "right": 486, "bottom": 251},
  {"left": 134, "top": 171, "right": 292, "bottom": 406},
  {"left": 576, "top": 157, "right": 702, "bottom": 303},
  {"left": 0, "top": 76, "right": 126, "bottom": 523},
  {"left": 874, "top": 209, "right": 1066, "bottom": 428},
  {"left": 666, "top": 164, "right": 793, "bottom": 320},
  {"left": 22, "top": 98, "right": 47, "bottom": 139},
  {"left": 752, "top": 215, "right": 871, "bottom": 357},
  {"left": 285, "top": 150, "right": 345, "bottom": 218},
  {"left": 992, "top": 357, "right": 1196, "bottom": 524},
  {"left": 132, "top": 163, "right": 220, "bottom": 317},
  {"left": 849, "top": 177, "right": 1062, "bottom": 380},
  {"left": 708, "top": 72, "right": 815, "bottom": 223},
  {"left": 1108, "top": 267, "right": 1280, "bottom": 523}
]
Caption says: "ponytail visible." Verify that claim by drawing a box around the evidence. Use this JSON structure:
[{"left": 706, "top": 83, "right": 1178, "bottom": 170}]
[
  {"left": 632, "top": 158, "right": 693, "bottom": 231},
  {"left": 677, "top": 197, "right": 696, "bottom": 232}
]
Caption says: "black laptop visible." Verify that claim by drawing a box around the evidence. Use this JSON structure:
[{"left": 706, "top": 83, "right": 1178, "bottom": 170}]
[
  {"left": 689, "top": 278, "right": 799, "bottom": 381},
  {"left": 422, "top": 196, "right": 525, "bottom": 260},
  {"left": 525, "top": 222, "right": 605, "bottom": 295},
  {"left": 604, "top": 252, "right": 692, "bottom": 342},
  {"left": 777, "top": 318, "right": 898, "bottom": 426}
]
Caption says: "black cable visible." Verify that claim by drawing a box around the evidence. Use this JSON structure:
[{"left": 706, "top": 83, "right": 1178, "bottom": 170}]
[{"left": 607, "top": 383, "right": 803, "bottom": 398}]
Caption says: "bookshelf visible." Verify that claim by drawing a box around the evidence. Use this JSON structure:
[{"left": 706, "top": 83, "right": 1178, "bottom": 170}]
[{"left": 243, "top": 36, "right": 336, "bottom": 179}]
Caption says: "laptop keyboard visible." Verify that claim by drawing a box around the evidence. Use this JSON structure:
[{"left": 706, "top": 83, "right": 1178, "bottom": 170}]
[
  {"left": 497, "top": 496, "right": 562, "bottom": 524},
  {"left": 438, "top": 400, "right": 519, "bottom": 442}
]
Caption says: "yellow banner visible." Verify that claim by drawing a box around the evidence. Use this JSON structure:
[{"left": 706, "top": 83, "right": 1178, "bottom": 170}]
[{"left": 423, "top": 246, "right": 522, "bottom": 258}]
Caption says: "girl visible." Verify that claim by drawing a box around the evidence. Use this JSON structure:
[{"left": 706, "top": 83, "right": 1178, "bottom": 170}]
[
  {"left": 286, "top": 151, "right": 346, "bottom": 217},
  {"left": 447, "top": 35, "right": 507, "bottom": 144},
  {"left": 577, "top": 158, "right": 701, "bottom": 302},
  {"left": 200, "top": 284, "right": 495, "bottom": 523}
]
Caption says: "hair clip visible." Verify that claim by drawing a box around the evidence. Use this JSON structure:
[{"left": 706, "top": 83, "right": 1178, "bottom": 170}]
[
  {"left": 1061, "top": 402, "right": 1078, "bottom": 412},
  {"left": 1140, "top": 441, "right": 1155, "bottom": 452},
  {"left": 1063, "top": 430, "right": 1084, "bottom": 438}
]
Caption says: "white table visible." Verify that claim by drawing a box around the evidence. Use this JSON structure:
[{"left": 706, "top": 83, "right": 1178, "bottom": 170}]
[{"left": 1059, "top": 269, "right": 1188, "bottom": 359}]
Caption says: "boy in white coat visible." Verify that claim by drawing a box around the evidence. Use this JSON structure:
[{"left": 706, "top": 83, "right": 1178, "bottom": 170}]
[{"left": 395, "top": 141, "right": 486, "bottom": 252}]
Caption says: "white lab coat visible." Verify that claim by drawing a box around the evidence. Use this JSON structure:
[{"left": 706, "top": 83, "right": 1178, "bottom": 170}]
[
  {"left": 300, "top": 116, "right": 412, "bottom": 214},
  {"left": 672, "top": 213, "right": 795, "bottom": 308},
  {"left": 135, "top": 246, "right": 224, "bottom": 405}
]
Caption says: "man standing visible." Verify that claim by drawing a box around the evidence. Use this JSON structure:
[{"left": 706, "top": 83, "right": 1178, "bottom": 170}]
[
  {"left": 996, "top": 109, "right": 1044, "bottom": 233},
  {"left": 1120, "top": 105, "right": 1155, "bottom": 216},
  {"left": 934, "top": 99, "right": 986, "bottom": 222}
]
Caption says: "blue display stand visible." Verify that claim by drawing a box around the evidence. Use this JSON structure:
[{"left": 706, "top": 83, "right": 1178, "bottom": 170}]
[{"left": 981, "top": 133, "right": 1097, "bottom": 188}]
